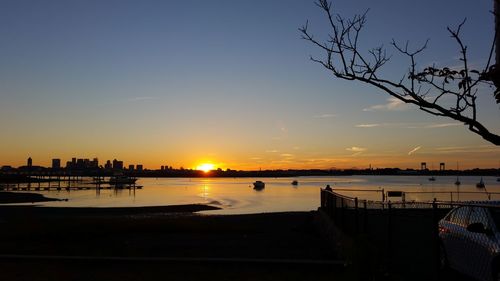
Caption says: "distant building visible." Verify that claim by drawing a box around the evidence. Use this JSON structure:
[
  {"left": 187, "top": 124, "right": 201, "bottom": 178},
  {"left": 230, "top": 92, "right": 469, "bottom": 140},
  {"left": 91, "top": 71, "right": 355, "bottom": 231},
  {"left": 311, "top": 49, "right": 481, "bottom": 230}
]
[
  {"left": 1, "top": 166, "right": 13, "bottom": 171},
  {"left": 91, "top": 158, "right": 99, "bottom": 168},
  {"left": 52, "top": 159, "right": 61, "bottom": 169},
  {"left": 129, "top": 164, "right": 134, "bottom": 171},
  {"left": 27, "top": 157, "right": 32, "bottom": 167},
  {"left": 136, "top": 165, "right": 143, "bottom": 172},
  {"left": 105, "top": 160, "right": 112, "bottom": 170},
  {"left": 112, "top": 159, "right": 123, "bottom": 170}
]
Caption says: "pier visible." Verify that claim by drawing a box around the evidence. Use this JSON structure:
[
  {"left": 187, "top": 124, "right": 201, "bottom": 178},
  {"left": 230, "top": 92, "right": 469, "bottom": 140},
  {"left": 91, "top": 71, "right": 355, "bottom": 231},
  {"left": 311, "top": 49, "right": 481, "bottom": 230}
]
[{"left": 0, "top": 175, "right": 142, "bottom": 192}]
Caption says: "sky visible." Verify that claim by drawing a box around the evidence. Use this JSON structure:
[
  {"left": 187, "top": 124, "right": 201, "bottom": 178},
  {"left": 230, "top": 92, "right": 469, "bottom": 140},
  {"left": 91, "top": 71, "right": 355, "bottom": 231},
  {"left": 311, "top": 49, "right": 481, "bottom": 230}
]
[{"left": 0, "top": 0, "right": 499, "bottom": 170}]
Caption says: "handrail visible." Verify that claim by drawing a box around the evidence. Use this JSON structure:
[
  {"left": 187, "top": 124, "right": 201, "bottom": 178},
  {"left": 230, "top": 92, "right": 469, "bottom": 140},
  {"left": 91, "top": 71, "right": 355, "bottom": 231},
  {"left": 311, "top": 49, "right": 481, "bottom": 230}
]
[{"left": 321, "top": 189, "right": 500, "bottom": 210}]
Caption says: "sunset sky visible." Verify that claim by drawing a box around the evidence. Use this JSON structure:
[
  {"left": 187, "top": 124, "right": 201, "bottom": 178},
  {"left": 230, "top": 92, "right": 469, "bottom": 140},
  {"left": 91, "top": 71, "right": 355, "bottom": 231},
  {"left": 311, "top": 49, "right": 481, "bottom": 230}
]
[{"left": 0, "top": 0, "right": 499, "bottom": 170}]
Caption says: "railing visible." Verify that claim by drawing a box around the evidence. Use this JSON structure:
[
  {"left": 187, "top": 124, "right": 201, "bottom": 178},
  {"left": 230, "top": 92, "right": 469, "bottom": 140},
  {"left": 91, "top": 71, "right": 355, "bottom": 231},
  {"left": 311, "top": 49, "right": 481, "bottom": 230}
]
[
  {"left": 319, "top": 188, "right": 500, "bottom": 280},
  {"left": 328, "top": 187, "right": 500, "bottom": 204}
]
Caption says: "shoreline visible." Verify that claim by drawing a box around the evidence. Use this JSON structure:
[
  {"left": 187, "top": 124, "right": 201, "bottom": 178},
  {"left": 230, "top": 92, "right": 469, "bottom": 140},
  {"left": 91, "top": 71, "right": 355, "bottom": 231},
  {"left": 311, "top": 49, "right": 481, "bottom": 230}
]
[
  {"left": 0, "top": 191, "right": 221, "bottom": 215},
  {"left": 0, "top": 191, "right": 61, "bottom": 204},
  {"left": 0, "top": 203, "right": 221, "bottom": 217}
]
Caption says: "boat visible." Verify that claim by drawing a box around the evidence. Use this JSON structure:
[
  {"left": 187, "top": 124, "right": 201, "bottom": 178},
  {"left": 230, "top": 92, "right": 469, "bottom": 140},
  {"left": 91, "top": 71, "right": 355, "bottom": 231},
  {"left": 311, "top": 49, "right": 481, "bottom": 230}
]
[
  {"left": 454, "top": 162, "right": 461, "bottom": 186},
  {"left": 291, "top": 180, "right": 298, "bottom": 186},
  {"left": 428, "top": 176, "right": 436, "bottom": 181},
  {"left": 476, "top": 177, "right": 485, "bottom": 188},
  {"left": 253, "top": 180, "right": 265, "bottom": 190},
  {"left": 109, "top": 175, "right": 137, "bottom": 185}
]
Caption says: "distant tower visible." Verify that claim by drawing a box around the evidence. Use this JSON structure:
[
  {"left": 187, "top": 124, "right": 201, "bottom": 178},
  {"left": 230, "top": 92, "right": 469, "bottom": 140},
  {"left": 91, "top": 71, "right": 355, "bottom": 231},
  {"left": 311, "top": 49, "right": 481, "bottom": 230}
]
[
  {"left": 440, "top": 163, "right": 445, "bottom": 171},
  {"left": 421, "top": 162, "right": 427, "bottom": 170},
  {"left": 27, "top": 157, "right": 32, "bottom": 167},
  {"left": 52, "top": 159, "right": 61, "bottom": 169}
]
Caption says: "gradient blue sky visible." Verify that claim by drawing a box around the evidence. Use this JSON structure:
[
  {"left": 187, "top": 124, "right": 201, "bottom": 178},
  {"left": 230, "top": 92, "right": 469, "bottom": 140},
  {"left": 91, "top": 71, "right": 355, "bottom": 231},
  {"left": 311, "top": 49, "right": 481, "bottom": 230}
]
[{"left": 0, "top": 0, "right": 499, "bottom": 170}]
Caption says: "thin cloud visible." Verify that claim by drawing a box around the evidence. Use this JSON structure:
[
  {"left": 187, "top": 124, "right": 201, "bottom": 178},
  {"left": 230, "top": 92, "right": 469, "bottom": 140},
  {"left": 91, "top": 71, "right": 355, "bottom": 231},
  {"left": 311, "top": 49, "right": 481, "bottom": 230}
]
[
  {"left": 363, "top": 97, "right": 409, "bottom": 112},
  {"left": 425, "top": 123, "right": 462, "bottom": 128},
  {"left": 408, "top": 146, "right": 421, "bottom": 155},
  {"left": 266, "top": 150, "right": 278, "bottom": 153},
  {"left": 281, "top": 154, "right": 294, "bottom": 158},
  {"left": 346, "top": 147, "right": 367, "bottom": 152},
  {"left": 356, "top": 124, "right": 381, "bottom": 128},
  {"left": 313, "top": 113, "right": 336, "bottom": 119},
  {"left": 434, "top": 145, "right": 500, "bottom": 154}
]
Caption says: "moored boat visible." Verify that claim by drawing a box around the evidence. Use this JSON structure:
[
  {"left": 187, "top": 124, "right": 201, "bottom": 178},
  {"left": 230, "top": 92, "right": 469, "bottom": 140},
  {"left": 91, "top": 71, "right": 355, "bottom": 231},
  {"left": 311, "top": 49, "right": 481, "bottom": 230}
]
[
  {"left": 291, "top": 180, "right": 298, "bottom": 186},
  {"left": 454, "top": 162, "right": 461, "bottom": 186},
  {"left": 476, "top": 177, "right": 485, "bottom": 188},
  {"left": 253, "top": 180, "right": 265, "bottom": 190},
  {"left": 109, "top": 175, "right": 137, "bottom": 185}
]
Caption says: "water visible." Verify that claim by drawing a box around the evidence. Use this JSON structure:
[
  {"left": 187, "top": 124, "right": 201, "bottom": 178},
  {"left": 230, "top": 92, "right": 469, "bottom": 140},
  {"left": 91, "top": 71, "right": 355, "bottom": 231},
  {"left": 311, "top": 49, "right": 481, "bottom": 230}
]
[{"left": 7, "top": 176, "right": 500, "bottom": 214}]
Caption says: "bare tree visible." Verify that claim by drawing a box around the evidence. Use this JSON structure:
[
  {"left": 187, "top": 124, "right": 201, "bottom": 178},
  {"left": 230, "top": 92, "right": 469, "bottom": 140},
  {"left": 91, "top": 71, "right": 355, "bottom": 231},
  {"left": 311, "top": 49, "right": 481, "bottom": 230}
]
[{"left": 300, "top": 0, "right": 500, "bottom": 145}]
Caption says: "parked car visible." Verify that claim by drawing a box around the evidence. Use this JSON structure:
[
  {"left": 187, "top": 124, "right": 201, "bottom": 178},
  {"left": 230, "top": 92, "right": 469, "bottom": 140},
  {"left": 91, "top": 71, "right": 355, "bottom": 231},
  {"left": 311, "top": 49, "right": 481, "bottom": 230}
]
[{"left": 439, "top": 204, "right": 500, "bottom": 281}]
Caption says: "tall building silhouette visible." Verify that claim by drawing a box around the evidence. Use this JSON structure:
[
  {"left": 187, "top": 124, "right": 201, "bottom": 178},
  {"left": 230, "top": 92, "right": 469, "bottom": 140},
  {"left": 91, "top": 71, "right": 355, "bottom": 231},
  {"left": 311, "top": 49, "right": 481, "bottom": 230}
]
[{"left": 52, "top": 159, "right": 61, "bottom": 169}]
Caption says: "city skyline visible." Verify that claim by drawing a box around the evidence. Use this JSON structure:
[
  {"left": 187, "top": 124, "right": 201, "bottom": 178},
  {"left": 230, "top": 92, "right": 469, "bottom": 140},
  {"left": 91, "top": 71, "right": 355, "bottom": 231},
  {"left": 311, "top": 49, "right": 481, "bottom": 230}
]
[
  {"left": 0, "top": 0, "right": 499, "bottom": 170},
  {"left": 3, "top": 155, "right": 499, "bottom": 172}
]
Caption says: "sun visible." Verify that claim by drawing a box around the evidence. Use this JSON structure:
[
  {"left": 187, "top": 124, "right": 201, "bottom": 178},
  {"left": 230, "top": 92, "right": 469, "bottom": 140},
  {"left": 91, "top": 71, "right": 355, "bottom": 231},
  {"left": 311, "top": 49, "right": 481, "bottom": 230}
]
[{"left": 196, "top": 163, "right": 215, "bottom": 173}]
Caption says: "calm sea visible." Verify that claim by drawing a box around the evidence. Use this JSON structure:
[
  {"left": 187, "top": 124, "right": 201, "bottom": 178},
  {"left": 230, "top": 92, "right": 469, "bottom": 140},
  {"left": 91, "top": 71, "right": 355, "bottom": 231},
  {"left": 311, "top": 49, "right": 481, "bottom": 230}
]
[{"left": 8, "top": 176, "right": 500, "bottom": 214}]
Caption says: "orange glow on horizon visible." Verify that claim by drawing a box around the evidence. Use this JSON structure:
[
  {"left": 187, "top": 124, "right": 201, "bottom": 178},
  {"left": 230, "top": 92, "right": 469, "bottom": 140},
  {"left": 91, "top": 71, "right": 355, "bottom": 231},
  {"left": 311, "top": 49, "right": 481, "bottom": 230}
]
[{"left": 196, "top": 163, "right": 215, "bottom": 173}]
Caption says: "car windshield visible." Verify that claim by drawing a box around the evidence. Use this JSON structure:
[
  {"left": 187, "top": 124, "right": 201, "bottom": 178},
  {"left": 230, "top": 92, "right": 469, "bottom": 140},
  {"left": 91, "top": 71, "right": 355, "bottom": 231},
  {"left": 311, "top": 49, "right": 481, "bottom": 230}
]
[{"left": 488, "top": 207, "right": 500, "bottom": 229}]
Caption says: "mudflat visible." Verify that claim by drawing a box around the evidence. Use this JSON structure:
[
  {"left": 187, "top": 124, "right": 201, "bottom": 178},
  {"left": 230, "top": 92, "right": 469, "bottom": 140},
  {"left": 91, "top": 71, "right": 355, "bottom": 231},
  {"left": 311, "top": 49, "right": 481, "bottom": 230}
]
[
  {"left": 0, "top": 206, "right": 342, "bottom": 281},
  {"left": 0, "top": 191, "right": 60, "bottom": 204}
]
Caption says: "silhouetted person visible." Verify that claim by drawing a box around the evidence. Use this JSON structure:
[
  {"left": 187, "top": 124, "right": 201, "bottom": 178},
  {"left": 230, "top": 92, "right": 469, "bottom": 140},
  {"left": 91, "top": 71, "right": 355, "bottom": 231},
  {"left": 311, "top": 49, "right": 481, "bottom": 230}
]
[{"left": 325, "top": 184, "right": 332, "bottom": 191}]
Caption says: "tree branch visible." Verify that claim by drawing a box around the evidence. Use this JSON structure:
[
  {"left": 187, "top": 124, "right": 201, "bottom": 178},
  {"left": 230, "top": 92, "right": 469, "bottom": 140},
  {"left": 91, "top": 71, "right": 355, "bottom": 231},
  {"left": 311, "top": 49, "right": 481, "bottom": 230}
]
[{"left": 301, "top": 0, "right": 500, "bottom": 145}]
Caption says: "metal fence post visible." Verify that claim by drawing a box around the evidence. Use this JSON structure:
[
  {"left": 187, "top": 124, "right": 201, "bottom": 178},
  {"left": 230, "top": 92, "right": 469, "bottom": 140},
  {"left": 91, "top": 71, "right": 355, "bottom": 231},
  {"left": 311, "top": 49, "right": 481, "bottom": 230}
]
[
  {"left": 387, "top": 201, "right": 392, "bottom": 262},
  {"left": 320, "top": 189, "right": 325, "bottom": 209},
  {"left": 432, "top": 198, "right": 440, "bottom": 279},
  {"left": 363, "top": 200, "right": 368, "bottom": 233},
  {"left": 355, "top": 197, "right": 359, "bottom": 235},
  {"left": 340, "top": 197, "right": 345, "bottom": 229},
  {"left": 332, "top": 192, "right": 336, "bottom": 218}
]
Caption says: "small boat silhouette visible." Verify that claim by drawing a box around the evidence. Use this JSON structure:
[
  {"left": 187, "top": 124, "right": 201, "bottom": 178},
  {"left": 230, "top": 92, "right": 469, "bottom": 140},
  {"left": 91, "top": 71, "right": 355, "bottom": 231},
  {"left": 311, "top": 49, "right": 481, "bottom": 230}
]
[
  {"left": 428, "top": 176, "right": 436, "bottom": 181},
  {"left": 476, "top": 177, "right": 485, "bottom": 188},
  {"left": 253, "top": 180, "right": 265, "bottom": 190},
  {"left": 291, "top": 180, "right": 298, "bottom": 185},
  {"left": 454, "top": 162, "right": 461, "bottom": 186}
]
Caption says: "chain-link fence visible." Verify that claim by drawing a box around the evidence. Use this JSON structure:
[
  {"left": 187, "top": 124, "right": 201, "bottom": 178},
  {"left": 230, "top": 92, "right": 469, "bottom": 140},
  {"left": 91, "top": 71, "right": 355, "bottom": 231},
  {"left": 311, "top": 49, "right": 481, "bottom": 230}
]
[{"left": 320, "top": 188, "right": 500, "bottom": 281}]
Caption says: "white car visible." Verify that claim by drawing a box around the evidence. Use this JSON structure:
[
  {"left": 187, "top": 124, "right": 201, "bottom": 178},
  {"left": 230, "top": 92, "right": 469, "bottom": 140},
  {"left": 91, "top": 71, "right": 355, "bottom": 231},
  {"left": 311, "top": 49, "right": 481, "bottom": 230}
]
[{"left": 439, "top": 204, "right": 500, "bottom": 281}]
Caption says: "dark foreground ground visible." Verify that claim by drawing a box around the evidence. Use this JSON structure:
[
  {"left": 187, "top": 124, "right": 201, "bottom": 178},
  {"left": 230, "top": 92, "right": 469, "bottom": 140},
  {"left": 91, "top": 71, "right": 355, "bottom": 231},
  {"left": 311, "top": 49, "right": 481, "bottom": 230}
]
[{"left": 0, "top": 205, "right": 345, "bottom": 281}]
